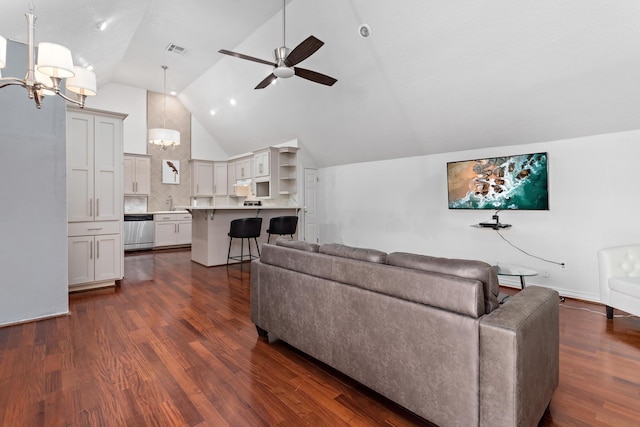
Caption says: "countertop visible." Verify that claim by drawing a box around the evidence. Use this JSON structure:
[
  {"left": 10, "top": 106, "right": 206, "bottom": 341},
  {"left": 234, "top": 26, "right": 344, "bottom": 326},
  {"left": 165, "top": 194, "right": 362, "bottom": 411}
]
[
  {"left": 176, "top": 205, "right": 300, "bottom": 210},
  {"left": 124, "top": 210, "right": 190, "bottom": 215}
]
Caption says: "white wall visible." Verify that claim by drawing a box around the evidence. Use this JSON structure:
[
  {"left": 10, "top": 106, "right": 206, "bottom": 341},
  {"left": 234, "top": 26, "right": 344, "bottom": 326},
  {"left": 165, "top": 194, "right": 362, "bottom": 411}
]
[
  {"left": 318, "top": 130, "right": 640, "bottom": 302},
  {"left": 191, "top": 115, "right": 227, "bottom": 160},
  {"left": 85, "top": 82, "right": 148, "bottom": 154},
  {"left": 0, "top": 41, "right": 69, "bottom": 326}
]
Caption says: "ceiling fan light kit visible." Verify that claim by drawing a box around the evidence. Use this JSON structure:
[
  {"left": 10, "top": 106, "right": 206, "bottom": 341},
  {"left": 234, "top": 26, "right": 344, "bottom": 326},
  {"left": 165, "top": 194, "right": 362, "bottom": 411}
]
[
  {"left": 0, "top": 5, "right": 97, "bottom": 109},
  {"left": 219, "top": 0, "right": 337, "bottom": 89}
]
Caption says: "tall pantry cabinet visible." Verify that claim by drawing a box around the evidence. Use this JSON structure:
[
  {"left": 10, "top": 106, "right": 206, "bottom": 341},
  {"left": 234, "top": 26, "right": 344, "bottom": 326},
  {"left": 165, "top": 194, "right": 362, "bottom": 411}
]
[{"left": 66, "top": 107, "right": 125, "bottom": 291}]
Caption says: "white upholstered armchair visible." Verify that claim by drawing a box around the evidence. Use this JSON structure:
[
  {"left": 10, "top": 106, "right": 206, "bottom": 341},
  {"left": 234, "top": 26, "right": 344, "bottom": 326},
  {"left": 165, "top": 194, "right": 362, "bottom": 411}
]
[{"left": 598, "top": 244, "right": 640, "bottom": 319}]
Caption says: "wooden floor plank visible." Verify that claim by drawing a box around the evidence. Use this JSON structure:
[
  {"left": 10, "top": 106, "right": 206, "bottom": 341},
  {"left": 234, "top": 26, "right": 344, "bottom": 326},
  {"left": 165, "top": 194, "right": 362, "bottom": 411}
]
[{"left": 1, "top": 249, "right": 639, "bottom": 426}]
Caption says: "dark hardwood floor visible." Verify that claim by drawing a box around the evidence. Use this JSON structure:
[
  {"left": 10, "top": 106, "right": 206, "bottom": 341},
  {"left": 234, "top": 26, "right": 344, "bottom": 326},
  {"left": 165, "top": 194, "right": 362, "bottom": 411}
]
[{"left": 1, "top": 249, "right": 639, "bottom": 426}]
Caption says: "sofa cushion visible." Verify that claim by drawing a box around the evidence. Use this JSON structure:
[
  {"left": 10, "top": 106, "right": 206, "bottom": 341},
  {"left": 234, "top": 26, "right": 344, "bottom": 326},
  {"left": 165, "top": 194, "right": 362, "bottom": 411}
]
[
  {"left": 275, "top": 236, "right": 320, "bottom": 252},
  {"left": 386, "top": 252, "right": 500, "bottom": 313},
  {"left": 320, "top": 243, "right": 387, "bottom": 264},
  {"left": 330, "top": 256, "right": 485, "bottom": 317}
]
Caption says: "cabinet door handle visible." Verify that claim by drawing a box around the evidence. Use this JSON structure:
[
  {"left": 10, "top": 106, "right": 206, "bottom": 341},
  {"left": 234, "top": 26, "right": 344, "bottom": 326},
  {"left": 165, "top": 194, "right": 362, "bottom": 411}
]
[
  {"left": 89, "top": 199, "right": 93, "bottom": 217},
  {"left": 175, "top": 224, "right": 177, "bottom": 233},
  {"left": 87, "top": 227, "right": 103, "bottom": 231},
  {"left": 197, "top": 184, "right": 199, "bottom": 193},
  {"left": 96, "top": 199, "right": 100, "bottom": 217},
  {"left": 90, "top": 241, "right": 93, "bottom": 260},
  {"left": 96, "top": 240, "right": 100, "bottom": 258}
]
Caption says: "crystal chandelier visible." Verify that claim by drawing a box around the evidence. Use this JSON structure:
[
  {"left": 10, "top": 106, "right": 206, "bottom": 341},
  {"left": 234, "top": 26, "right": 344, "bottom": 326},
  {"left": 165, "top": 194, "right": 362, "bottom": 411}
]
[{"left": 0, "top": 5, "right": 97, "bottom": 109}]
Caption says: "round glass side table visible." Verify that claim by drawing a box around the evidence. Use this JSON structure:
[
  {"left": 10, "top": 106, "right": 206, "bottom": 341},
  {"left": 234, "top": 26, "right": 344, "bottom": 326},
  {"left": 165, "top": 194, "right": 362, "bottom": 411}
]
[{"left": 494, "top": 264, "right": 537, "bottom": 289}]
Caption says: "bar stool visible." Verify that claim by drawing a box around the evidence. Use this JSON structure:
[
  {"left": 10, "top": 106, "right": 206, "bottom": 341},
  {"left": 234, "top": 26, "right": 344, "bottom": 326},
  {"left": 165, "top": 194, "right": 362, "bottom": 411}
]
[
  {"left": 267, "top": 216, "right": 299, "bottom": 243},
  {"left": 227, "top": 217, "right": 263, "bottom": 264}
]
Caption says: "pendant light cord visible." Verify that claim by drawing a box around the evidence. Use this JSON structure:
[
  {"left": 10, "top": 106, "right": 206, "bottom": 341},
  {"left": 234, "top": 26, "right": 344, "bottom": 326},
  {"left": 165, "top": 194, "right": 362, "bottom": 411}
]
[{"left": 161, "top": 65, "right": 168, "bottom": 128}]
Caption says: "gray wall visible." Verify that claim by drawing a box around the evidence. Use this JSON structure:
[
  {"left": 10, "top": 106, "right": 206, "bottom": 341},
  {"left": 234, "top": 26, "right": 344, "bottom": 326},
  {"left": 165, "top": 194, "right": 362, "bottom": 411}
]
[{"left": 0, "top": 40, "right": 69, "bottom": 325}]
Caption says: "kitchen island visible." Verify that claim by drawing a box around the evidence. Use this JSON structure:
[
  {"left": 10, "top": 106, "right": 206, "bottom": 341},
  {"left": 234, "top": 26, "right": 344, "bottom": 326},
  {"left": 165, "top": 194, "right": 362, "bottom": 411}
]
[{"left": 176, "top": 205, "right": 300, "bottom": 266}]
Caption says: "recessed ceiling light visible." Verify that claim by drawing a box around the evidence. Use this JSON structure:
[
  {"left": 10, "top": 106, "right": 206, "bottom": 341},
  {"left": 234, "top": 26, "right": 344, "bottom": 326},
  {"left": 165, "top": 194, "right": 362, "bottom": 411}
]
[
  {"left": 86, "top": 65, "right": 94, "bottom": 71},
  {"left": 169, "top": 91, "right": 176, "bottom": 96},
  {"left": 230, "top": 98, "right": 237, "bottom": 106},
  {"left": 210, "top": 110, "right": 216, "bottom": 116},
  {"left": 96, "top": 20, "right": 109, "bottom": 31}
]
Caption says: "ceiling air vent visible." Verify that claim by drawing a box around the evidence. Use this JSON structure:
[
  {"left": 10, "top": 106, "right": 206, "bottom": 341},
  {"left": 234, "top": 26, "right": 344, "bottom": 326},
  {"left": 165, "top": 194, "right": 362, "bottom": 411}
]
[{"left": 166, "top": 43, "right": 188, "bottom": 55}]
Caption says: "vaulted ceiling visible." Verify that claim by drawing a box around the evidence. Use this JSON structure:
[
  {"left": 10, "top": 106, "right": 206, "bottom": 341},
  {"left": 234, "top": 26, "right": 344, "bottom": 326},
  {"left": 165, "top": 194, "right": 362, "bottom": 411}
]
[{"left": 3, "top": 0, "right": 640, "bottom": 167}]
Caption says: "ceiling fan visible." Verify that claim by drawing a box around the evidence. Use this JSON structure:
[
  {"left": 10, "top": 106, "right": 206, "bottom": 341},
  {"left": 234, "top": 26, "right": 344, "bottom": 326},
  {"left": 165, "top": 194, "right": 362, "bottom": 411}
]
[{"left": 218, "top": 0, "right": 337, "bottom": 89}]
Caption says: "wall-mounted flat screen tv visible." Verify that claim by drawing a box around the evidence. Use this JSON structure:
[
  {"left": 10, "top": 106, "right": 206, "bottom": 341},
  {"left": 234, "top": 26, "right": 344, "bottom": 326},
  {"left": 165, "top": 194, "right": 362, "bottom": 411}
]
[{"left": 447, "top": 152, "right": 549, "bottom": 210}]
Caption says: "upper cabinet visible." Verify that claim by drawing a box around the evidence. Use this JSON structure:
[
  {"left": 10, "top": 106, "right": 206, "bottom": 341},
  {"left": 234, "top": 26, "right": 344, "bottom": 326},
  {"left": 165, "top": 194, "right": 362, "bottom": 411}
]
[
  {"left": 67, "top": 110, "right": 123, "bottom": 222},
  {"left": 214, "top": 162, "right": 228, "bottom": 196},
  {"left": 227, "top": 160, "right": 237, "bottom": 195},
  {"left": 123, "top": 155, "right": 150, "bottom": 196},
  {"left": 235, "top": 156, "right": 252, "bottom": 180},
  {"left": 254, "top": 149, "right": 270, "bottom": 178},
  {"left": 194, "top": 146, "right": 298, "bottom": 201},
  {"left": 191, "top": 160, "right": 215, "bottom": 197}
]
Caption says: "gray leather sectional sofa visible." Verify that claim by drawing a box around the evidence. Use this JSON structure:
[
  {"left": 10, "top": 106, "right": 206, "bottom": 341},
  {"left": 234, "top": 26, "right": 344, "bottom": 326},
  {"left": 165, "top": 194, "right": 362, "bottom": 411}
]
[{"left": 250, "top": 238, "right": 559, "bottom": 427}]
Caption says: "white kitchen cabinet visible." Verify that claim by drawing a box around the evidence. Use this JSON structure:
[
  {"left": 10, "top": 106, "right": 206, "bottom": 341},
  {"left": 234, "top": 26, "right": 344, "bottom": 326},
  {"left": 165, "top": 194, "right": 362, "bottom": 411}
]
[
  {"left": 235, "top": 156, "right": 252, "bottom": 180},
  {"left": 176, "top": 221, "right": 192, "bottom": 245},
  {"left": 67, "top": 107, "right": 124, "bottom": 291},
  {"left": 214, "top": 162, "right": 228, "bottom": 196},
  {"left": 154, "top": 213, "right": 192, "bottom": 247},
  {"left": 68, "top": 224, "right": 121, "bottom": 288},
  {"left": 191, "top": 160, "right": 214, "bottom": 197},
  {"left": 123, "top": 155, "right": 150, "bottom": 195},
  {"left": 67, "top": 110, "right": 123, "bottom": 222},
  {"left": 227, "top": 161, "right": 237, "bottom": 195},
  {"left": 253, "top": 149, "right": 270, "bottom": 178},
  {"left": 252, "top": 148, "right": 279, "bottom": 199}
]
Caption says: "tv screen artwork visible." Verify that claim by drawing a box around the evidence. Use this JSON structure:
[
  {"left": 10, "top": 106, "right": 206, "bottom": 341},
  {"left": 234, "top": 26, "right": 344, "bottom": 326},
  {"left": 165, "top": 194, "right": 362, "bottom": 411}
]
[{"left": 447, "top": 152, "right": 549, "bottom": 210}]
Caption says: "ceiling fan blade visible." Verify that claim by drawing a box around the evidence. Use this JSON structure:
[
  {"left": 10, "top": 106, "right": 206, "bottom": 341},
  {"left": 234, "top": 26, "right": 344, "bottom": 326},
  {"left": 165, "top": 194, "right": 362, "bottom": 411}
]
[
  {"left": 219, "top": 49, "right": 275, "bottom": 67},
  {"left": 255, "top": 74, "right": 277, "bottom": 89},
  {"left": 284, "top": 36, "right": 324, "bottom": 67},
  {"left": 294, "top": 67, "right": 337, "bottom": 86}
]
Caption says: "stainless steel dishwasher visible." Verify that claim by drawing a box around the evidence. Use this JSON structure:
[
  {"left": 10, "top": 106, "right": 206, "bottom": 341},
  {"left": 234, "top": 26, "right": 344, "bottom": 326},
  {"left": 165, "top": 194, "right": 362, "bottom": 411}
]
[{"left": 123, "top": 214, "right": 155, "bottom": 251}]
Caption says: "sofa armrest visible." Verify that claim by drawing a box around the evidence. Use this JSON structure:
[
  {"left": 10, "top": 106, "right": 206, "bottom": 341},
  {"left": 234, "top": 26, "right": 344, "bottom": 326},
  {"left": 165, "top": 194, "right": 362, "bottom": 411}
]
[
  {"left": 598, "top": 245, "right": 640, "bottom": 303},
  {"left": 479, "top": 286, "right": 559, "bottom": 427}
]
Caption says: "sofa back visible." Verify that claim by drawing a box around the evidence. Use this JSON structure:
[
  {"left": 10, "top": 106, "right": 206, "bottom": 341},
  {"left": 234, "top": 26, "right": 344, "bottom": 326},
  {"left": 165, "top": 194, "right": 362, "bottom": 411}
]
[
  {"left": 265, "top": 239, "right": 496, "bottom": 317},
  {"left": 386, "top": 252, "right": 500, "bottom": 313}
]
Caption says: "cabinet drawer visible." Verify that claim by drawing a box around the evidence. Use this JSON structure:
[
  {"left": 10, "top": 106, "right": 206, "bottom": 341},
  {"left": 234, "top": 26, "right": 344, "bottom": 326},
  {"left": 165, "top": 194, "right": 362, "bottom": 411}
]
[
  {"left": 154, "top": 213, "right": 192, "bottom": 221},
  {"left": 68, "top": 221, "right": 120, "bottom": 236}
]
